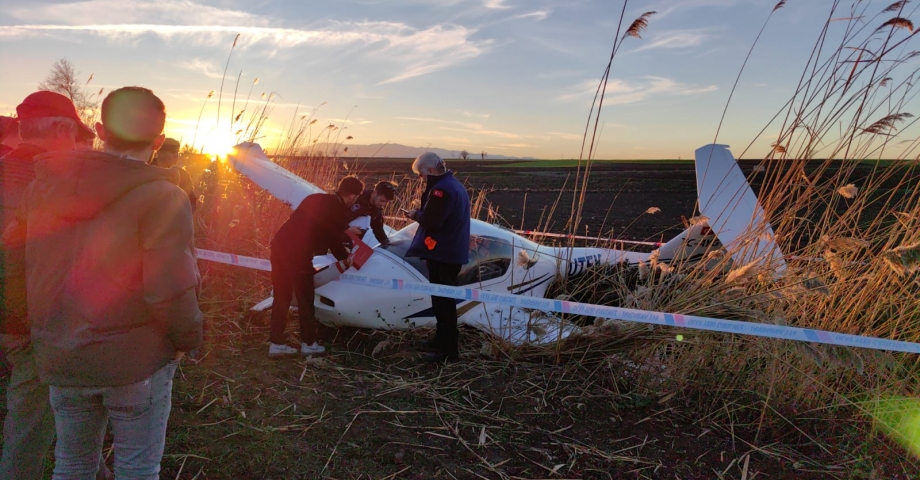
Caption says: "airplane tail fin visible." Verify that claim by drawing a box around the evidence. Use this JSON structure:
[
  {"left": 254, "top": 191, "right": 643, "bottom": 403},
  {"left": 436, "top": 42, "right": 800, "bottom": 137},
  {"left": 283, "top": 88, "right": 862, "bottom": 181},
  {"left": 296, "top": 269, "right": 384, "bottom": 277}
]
[{"left": 694, "top": 144, "right": 786, "bottom": 274}]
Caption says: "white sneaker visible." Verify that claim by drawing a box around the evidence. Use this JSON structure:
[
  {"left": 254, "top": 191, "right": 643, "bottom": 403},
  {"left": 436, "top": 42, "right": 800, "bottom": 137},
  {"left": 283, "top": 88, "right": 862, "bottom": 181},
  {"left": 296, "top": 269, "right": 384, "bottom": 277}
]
[
  {"left": 301, "top": 342, "right": 326, "bottom": 356},
  {"left": 268, "top": 343, "right": 299, "bottom": 358}
]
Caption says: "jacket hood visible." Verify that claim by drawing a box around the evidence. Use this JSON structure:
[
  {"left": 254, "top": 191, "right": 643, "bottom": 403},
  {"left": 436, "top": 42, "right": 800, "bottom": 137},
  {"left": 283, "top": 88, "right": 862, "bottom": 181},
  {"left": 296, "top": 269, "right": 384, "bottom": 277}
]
[{"left": 32, "top": 150, "right": 180, "bottom": 219}]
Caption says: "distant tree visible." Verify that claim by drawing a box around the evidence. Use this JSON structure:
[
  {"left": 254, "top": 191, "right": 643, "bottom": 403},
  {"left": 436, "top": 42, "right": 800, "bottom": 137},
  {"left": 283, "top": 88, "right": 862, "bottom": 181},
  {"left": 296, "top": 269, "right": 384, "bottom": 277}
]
[
  {"left": 37, "top": 58, "right": 98, "bottom": 125},
  {"left": 481, "top": 151, "right": 487, "bottom": 160},
  {"left": 460, "top": 149, "right": 469, "bottom": 160}
]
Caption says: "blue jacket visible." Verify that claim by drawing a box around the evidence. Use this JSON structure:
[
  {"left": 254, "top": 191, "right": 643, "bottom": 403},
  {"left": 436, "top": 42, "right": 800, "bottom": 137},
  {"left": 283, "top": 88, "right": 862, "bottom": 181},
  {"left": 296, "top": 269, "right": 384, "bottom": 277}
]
[
  {"left": 347, "top": 188, "right": 388, "bottom": 245},
  {"left": 406, "top": 171, "right": 471, "bottom": 265}
]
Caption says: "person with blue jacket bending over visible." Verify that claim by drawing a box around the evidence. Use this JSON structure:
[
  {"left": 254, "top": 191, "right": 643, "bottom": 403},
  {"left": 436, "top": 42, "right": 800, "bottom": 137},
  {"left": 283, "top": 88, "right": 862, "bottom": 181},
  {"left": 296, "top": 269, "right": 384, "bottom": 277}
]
[{"left": 405, "top": 152, "right": 471, "bottom": 363}]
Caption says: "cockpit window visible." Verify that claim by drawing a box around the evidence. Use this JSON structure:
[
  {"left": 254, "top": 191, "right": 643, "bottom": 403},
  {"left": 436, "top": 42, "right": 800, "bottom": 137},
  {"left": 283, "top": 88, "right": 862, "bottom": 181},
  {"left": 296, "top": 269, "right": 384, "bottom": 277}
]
[
  {"left": 458, "top": 235, "right": 512, "bottom": 285},
  {"left": 377, "top": 225, "right": 514, "bottom": 285}
]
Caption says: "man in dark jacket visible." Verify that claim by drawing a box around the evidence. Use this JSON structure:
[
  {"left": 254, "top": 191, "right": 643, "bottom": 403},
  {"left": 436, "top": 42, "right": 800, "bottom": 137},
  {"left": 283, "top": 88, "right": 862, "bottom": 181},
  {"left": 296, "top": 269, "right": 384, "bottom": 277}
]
[
  {"left": 346, "top": 180, "right": 397, "bottom": 246},
  {"left": 150, "top": 137, "right": 197, "bottom": 212},
  {"left": 405, "top": 152, "right": 471, "bottom": 363},
  {"left": 0, "top": 91, "right": 106, "bottom": 480},
  {"left": 8, "top": 86, "right": 202, "bottom": 479},
  {"left": 269, "top": 176, "right": 364, "bottom": 358}
]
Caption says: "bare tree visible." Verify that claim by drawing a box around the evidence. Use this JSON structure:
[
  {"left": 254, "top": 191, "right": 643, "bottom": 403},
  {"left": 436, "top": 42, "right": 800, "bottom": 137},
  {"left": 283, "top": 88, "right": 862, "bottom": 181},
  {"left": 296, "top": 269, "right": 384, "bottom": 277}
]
[
  {"left": 481, "top": 151, "right": 487, "bottom": 160},
  {"left": 460, "top": 149, "right": 469, "bottom": 160},
  {"left": 37, "top": 59, "right": 98, "bottom": 125}
]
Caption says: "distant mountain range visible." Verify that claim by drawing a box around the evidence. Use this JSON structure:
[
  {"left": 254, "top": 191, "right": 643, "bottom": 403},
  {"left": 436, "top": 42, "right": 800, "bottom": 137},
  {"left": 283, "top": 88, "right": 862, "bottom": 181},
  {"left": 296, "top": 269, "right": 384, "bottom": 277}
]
[{"left": 314, "top": 143, "right": 537, "bottom": 160}]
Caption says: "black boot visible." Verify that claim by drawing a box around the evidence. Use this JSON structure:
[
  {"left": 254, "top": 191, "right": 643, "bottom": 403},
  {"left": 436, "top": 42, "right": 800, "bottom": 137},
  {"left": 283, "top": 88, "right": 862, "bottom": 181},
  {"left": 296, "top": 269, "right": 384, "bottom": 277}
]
[{"left": 416, "top": 337, "right": 439, "bottom": 352}]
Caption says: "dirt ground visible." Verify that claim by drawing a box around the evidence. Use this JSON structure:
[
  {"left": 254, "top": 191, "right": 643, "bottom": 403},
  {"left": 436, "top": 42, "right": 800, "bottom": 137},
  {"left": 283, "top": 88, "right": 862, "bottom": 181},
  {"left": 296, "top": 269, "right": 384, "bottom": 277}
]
[
  {"left": 1, "top": 159, "right": 916, "bottom": 479},
  {"left": 153, "top": 321, "right": 915, "bottom": 479}
]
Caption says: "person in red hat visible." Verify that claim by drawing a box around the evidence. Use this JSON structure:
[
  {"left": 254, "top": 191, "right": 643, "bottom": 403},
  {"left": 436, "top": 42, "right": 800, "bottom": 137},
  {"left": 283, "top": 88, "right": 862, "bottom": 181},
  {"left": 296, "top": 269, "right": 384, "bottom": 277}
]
[
  {"left": 7, "top": 86, "right": 201, "bottom": 479},
  {"left": 0, "top": 90, "right": 105, "bottom": 480}
]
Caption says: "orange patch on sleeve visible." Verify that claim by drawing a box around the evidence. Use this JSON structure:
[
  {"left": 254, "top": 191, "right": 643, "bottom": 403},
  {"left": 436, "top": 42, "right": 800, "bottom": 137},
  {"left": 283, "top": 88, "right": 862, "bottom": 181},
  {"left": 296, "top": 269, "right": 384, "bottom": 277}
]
[{"left": 424, "top": 236, "right": 437, "bottom": 250}]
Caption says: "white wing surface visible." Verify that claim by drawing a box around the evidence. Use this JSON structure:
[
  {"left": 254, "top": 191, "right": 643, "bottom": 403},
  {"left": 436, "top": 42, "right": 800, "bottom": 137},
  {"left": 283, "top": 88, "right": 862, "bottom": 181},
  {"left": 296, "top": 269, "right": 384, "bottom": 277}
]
[{"left": 229, "top": 142, "right": 324, "bottom": 208}]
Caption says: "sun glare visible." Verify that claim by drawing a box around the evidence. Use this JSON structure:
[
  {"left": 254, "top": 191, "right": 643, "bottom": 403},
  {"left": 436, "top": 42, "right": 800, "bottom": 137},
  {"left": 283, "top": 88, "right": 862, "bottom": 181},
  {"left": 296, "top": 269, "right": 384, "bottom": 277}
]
[{"left": 198, "top": 128, "right": 238, "bottom": 159}]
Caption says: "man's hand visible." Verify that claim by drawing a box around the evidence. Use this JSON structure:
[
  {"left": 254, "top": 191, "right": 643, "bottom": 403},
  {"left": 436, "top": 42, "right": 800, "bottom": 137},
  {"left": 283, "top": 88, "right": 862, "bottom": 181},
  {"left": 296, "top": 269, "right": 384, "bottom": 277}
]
[
  {"left": 403, "top": 209, "right": 419, "bottom": 220},
  {"left": 174, "top": 351, "right": 186, "bottom": 361},
  {"left": 347, "top": 226, "right": 363, "bottom": 237}
]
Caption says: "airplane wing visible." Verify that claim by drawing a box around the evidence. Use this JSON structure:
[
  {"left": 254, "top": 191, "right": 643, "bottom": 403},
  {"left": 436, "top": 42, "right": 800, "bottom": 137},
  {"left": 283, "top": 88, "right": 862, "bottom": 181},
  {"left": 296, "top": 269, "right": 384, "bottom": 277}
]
[
  {"left": 229, "top": 142, "right": 324, "bottom": 207},
  {"left": 694, "top": 144, "right": 786, "bottom": 272}
]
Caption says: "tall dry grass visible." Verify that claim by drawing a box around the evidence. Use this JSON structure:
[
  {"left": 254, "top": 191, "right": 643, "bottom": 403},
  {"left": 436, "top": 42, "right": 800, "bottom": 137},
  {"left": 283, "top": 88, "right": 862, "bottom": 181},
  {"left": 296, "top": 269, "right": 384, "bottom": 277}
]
[{"left": 536, "top": 0, "right": 920, "bottom": 462}]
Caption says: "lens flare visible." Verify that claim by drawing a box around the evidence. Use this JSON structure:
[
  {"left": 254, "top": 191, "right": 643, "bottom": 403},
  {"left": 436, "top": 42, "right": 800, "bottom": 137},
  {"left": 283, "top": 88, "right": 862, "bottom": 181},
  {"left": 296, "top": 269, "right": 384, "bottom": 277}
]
[{"left": 870, "top": 396, "right": 920, "bottom": 458}]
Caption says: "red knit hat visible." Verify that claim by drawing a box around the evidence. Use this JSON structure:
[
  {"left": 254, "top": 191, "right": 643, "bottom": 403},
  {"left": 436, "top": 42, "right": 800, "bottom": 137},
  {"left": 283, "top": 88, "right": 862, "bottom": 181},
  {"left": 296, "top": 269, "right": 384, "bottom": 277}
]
[{"left": 16, "top": 91, "right": 95, "bottom": 140}]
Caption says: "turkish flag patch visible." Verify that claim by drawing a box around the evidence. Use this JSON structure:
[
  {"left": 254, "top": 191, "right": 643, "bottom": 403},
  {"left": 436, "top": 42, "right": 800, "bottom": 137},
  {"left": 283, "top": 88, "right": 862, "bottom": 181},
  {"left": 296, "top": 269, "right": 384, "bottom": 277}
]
[{"left": 431, "top": 189, "right": 444, "bottom": 198}]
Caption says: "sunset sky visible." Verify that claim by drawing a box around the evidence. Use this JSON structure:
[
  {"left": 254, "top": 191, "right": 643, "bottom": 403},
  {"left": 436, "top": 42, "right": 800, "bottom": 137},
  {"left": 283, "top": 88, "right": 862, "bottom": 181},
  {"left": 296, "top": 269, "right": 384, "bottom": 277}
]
[{"left": 1, "top": 0, "right": 917, "bottom": 159}]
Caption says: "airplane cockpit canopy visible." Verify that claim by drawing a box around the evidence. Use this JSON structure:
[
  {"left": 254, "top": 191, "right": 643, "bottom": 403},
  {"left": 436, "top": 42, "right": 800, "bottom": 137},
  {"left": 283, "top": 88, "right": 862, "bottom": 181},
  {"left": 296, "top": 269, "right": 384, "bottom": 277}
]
[
  {"left": 378, "top": 223, "right": 429, "bottom": 278},
  {"left": 457, "top": 235, "right": 512, "bottom": 285},
  {"left": 377, "top": 220, "right": 536, "bottom": 285}
]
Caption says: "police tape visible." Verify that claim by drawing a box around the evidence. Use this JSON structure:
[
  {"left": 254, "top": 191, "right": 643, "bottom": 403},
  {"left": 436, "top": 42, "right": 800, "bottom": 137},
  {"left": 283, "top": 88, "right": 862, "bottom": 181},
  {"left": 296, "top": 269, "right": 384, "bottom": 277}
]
[
  {"left": 193, "top": 249, "right": 920, "bottom": 354},
  {"left": 196, "top": 249, "right": 271, "bottom": 271},
  {"left": 337, "top": 273, "right": 920, "bottom": 355}
]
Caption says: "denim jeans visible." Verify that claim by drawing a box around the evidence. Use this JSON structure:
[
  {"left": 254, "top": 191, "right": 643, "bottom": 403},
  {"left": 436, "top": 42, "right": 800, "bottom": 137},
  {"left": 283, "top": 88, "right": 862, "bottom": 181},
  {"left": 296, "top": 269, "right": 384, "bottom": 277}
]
[
  {"left": 0, "top": 334, "right": 56, "bottom": 480},
  {"left": 49, "top": 360, "right": 179, "bottom": 480}
]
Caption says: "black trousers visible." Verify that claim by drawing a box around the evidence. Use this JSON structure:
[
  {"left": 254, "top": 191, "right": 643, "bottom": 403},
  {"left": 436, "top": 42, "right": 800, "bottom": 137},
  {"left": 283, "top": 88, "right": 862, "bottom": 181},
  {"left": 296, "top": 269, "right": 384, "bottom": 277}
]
[
  {"left": 426, "top": 260, "right": 462, "bottom": 357},
  {"left": 269, "top": 249, "right": 318, "bottom": 345}
]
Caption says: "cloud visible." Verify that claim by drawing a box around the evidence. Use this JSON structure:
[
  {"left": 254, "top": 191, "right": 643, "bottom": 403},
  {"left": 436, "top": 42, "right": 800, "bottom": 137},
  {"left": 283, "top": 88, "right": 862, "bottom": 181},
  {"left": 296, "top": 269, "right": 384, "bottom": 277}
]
[
  {"left": 548, "top": 131, "right": 583, "bottom": 140},
  {"left": 483, "top": 0, "right": 511, "bottom": 9},
  {"left": 515, "top": 10, "right": 549, "bottom": 21},
  {"left": 1, "top": 0, "right": 488, "bottom": 84},
  {"left": 175, "top": 58, "right": 224, "bottom": 79},
  {"left": 397, "top": 116, "right": 529, "bottom": 139},
  {"left": 630, "top": 30, "right": 710, "bottom": 52},
  {"left": 556, "top": 76, "right": 717, "bottom": 105},
  {"left": 396, "top": 116, "right": 452, "bottom": 124},
  {"left": 555, "top": 79, "right": 605, "bottom": 102},
  {"left": 649, "top": 0, "right": 738, "bottom": 18},
  {"left": 375, "top": 24, "right": 490, "bottom": 84},
  {"left": 537, "top": 70, "right": 584, "bottom": 80},
  {"left": 4, "top": 0, "right": 259, "bottom": 26},
  {"left": 439, "top": 126, "right": 523, "bottom": 139},
  {"left": 414, "top": 135, "right": 472, "bottom": 145}
]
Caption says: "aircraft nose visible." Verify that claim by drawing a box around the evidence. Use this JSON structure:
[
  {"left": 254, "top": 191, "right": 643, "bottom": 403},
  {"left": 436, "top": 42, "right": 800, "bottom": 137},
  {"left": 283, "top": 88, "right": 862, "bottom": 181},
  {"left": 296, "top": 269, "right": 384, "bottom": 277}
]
[{"left": 314, "top": 247, "right": 430, "bottom": 329}]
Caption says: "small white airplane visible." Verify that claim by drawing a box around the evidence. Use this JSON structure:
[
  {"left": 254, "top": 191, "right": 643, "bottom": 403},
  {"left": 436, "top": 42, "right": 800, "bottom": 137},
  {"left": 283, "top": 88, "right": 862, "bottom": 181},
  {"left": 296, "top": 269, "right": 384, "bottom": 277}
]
[{"left": 227, "top": 143, "right": 785, "bottom": 345}]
